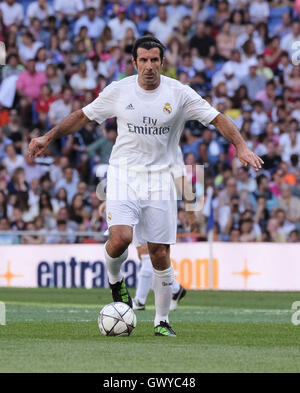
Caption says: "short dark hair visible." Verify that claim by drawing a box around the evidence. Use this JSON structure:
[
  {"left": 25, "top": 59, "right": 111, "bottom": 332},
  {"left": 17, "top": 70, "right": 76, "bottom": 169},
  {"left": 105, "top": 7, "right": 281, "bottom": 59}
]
[
  {"left": 132, "top": 36, "right": 165, "bottom": 62},
  {"left": 256, "top": 174, "right": 268, "bottom": 187}
]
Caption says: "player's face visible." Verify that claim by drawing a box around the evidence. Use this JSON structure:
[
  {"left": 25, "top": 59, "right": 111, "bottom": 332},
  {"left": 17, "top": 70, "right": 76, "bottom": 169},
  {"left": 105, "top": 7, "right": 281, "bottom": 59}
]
[{"left": 134, "top": 47, "right": 163, "bottom": 90}]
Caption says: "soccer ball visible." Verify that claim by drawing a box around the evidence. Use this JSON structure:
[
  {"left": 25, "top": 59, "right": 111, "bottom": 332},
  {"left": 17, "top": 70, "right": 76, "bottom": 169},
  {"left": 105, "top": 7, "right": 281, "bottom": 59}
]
[{"left": 98, "top": 302, "right": 137, "bottom": 337}]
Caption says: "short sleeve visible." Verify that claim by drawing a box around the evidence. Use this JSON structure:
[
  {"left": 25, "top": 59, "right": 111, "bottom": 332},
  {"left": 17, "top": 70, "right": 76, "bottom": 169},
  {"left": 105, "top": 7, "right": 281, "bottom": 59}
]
[
  {"left": 182, "top": 85, "right": 219, "bottom": 126},
  {"left": 82, "top": 82, "right": 118, "bottom": 124}
]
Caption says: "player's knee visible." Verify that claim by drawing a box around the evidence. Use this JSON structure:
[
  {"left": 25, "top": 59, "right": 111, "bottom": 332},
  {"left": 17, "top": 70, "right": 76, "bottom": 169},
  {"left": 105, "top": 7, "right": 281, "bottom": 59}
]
[
  {"left": 148, "top": 244, "right": 170, "bottom": 267},
  {"left": 109, "top": 233, "right": 132, "bottom": 254}
]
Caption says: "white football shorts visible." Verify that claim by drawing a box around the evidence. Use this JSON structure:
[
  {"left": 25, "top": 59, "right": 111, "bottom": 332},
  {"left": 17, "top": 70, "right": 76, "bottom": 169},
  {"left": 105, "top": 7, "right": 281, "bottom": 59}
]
[{"left": 105, "top": 165, "right": 177, "bottom": 245}]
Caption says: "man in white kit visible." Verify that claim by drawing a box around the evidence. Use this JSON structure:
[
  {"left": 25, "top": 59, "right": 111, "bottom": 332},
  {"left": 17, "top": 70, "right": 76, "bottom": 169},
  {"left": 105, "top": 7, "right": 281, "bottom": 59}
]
[{"left": 29, "top": 36, "right": 263, "bottom": 337}]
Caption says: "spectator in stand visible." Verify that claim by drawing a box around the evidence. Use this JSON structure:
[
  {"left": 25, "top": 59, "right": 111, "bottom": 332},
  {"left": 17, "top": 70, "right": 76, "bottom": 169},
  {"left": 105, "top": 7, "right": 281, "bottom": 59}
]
[
  {"left": 0, "top": 0, "right": 23, "bottom": 28},
  {"left": 278, "top": 183, "right": 300, "bottom": 228},
  {"left": 274, "top": 12, "right": 291, "bottom": 40},
  {"left": 18, "top": 31, "right": 43, "bottom": 63},
  {"left": 1, "top": 53, "right": 25, "bottom": 80},
  {"left": 239, "top": 218, "right": 258, "bottom": 242},
  {"left": 274, "top": 51, "right": 292, "bottom": 86},
  {"left": 26, "top": 0, "right": 54, "bottom": 26},
  {"left": 260, "top": 140, "right": 282, "bottom": 173},
  {"left": 269, "top": 168, "right": 283, "bottom": 198},
  {"left": 256, "top": 79, "right": 276, "bottom": 113},
  {"left": 70, "top": 62, "right": 97, "bottom": 94},
  {"left": 105, "top": 45, "right": 123, "bottom": 82},
  {"left": 279, "top": 128, "right": 300, "bottom": 164},
  {"left": 45, "top": 64, "right": 65, "bottom": 97},
  {"left": 74, "top": 26, "right": 93, "bottom": 54},
  {"left": 253, "top": 195, "right": 269, "bottom": 232},
  {"left": 280, "top": 20, "right": 300, "bottom": 59},
  {"left": 35, "top": 83, "right": 56, "bottom": 127},
  {"left": 189, "top": 22, "right": 216, "bottom": 58},
  {"left": 177, "top": 52, "right": 197, "bottom": 83},
  {"left": 250, "top": 174, "right": 278, "bottom": 212},
  {"left": 291, "top": 169, "right": 300, "bottom": 198},
  {"left": 7, "top": 167, "right": 29, "bottom": 197},
  {"left": 216, "top": 176, "right": 251, "bottom": 221},
  {"left": 16, "top": 59, "right": 47, "bottom": 125},
  {"left": 127, "top": 0, "right": 148, "bottom": 26},
  {"left": 166, "top": 0, "right": 191, "bottom": 29},
  {"left": 48, "top": 86, "right": 73, "bottom": 127},
  {"left": 54, "top": 0, "right": 84, "bottom": 22},
  {"left": 285, "top": 66, "right": 300, "bottom": 100},
  {"left": 275, "top": 208, "right": 296, "bottom": 239},
  {"left": 53, "top": 187, "right": 68, "bottom": 212},
  {"left": 251, "top": 101, "right": 268, "bottom": 136},
  {"left": 214, "top": 0, "right": 230, "bottom": 29},
  {"left": 216, "top": 21, "right": 237, "bottom": 60},
  {"left": 249, "top": 0, "right": 269, "bottom": 24},
  {"left": 108, "top": 6, "right": 138, "bottom": 43},
  {"left": 237, "top": 167, "right": 257, "bottom": 193},
  {"left": 148, "top": 5, "right": 173, "bottom": 44},
  {"left": 23, "top": 154, "right": 45, "bottom": 184},
  {"left": 21, "top": 221, "right": 44, "bottom": 244},
  {"left": 263, "top": 36, "right": 282, "bottom": 71},
  {"left": 241, "top": 59, "right": 266, "bottom": 101},
  {"left": 74, "top": 7, "right": 105, "bottom": 40},
  {"left": 0, "top": 127, "right": 11, "bottom": 161},
  {"left": 35, "top": 47, "right": 51, "bottom": 73},
  {"left": 256, "top": 54, "right": 273, "bottom": 81},
  {"left": 290, "top": 97, "right": 300, "bottom": 124},
  {"left": 3, "top": 144, "right": 25, "bottom": 178},
  {"left": 229, "top": 9, "right": 247, "bottom": 37},
  {"left": 54, "top": 166, "right": 79, "bottom": 204},
  {"left": 46, "top": 219, "right": 76, "bottom": 244},
  {"left": 0, "top": 106, "right": 9, "bottom": 128},
  {"left": 2, "top": 109, "right": 24, "bottom": 154},
  {"left": 218, "top": 194, "right": 242, "bottom": 238},
  {"left": 69, "top": 193, "right": 89, "bottom": 226},
  {"left": 260, "top": 217, "right": 285, "bottom": 242},
  {"left": 229, "top": 227, "right": 240, "bottom": 242},
  {"left": 0, "top": 190, "right": 7, "bottom": 218},
  {"left": 87, "top": 123, "right": 117, "bottom": 164},
  {"left": 0, "top": 217, "right": 18, "bottom": 244},
  {"left": 288, "top": 230, "right": 299, "bottom": 242}
]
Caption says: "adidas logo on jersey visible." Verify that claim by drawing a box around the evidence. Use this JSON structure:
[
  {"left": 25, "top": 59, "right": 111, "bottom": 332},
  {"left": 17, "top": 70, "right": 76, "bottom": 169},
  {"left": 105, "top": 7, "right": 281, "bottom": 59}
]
[{"left": 125, "top": 104, "right": 134, "bottom": 110}]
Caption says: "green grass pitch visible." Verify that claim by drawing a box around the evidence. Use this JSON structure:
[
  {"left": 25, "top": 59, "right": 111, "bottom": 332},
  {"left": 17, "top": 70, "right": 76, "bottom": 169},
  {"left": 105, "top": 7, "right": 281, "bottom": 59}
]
[{"left": 1, "top": 288, "right": 300, "bottom": 373}]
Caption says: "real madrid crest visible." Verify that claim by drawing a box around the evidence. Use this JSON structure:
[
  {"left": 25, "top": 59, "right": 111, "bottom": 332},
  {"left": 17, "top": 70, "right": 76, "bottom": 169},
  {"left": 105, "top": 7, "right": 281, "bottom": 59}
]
[{"left": 163, "top": 103, "right": 172, "bottom": 114}]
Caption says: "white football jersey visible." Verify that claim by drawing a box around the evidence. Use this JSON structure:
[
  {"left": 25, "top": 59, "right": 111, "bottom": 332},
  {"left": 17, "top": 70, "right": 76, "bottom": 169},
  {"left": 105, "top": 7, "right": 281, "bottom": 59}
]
[{"left": 82, "top": 75, "right": 219, "bottom": 171}]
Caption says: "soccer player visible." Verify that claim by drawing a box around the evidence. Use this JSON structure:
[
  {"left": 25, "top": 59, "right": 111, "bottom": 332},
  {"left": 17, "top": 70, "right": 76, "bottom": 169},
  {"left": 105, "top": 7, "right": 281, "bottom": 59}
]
[{"left": 29, "top": 36, "right": 263, "bottom": 337}]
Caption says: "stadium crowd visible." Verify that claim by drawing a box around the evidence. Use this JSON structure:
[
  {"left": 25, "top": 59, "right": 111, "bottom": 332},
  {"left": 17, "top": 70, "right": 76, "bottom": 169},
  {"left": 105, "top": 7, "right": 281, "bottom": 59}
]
[{"left": 0, "top": 0, "right": 299, "bottom": 244}]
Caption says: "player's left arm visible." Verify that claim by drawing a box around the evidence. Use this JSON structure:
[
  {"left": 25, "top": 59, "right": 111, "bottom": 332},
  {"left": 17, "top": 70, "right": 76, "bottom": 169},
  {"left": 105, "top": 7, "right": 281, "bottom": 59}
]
[{"left": 211, "top": 113, "right": 264, "bottom": 172}]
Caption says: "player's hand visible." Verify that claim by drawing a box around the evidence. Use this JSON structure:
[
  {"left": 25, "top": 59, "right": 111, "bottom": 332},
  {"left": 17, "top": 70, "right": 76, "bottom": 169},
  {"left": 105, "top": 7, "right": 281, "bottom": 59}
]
[
  {"left": 237, "top": 145, "right": 264, "bottom": 172},
  {"left": 28, "top": 136, "right": 50, "bottom": 158}
]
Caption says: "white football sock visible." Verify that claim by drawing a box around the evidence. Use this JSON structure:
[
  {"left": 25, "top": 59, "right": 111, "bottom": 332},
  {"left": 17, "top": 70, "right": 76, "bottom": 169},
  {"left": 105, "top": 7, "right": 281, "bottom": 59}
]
[
  {"left": 172, "top": 279, "right": 181, "bottom": 295},
  {"left": 153, "top": 266, "right": 174, "bottom": 326},
  {"left": 104, "top": 241, "right": 128, "bottom": 284},
  {"left": 135, "top": 254, "right": 153, "bottom": 304}
]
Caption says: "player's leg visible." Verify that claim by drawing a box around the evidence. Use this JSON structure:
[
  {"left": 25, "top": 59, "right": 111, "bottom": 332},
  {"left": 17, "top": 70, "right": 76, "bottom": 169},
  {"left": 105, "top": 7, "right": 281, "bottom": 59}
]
[
  {"left": 105, "top": 225, "right": 133, "bottom": 307},
  {"left": 148, "top": 242, "right": 176, "bottom": 337},
  {"left": 133, "top": 242, "right": 186, "bottom": 311},
  {"left": 133, "top": 244, "right": 153, "bottom": 310},
  {"left": 170, "top": 282, "right": 187, "bottom": 311}
]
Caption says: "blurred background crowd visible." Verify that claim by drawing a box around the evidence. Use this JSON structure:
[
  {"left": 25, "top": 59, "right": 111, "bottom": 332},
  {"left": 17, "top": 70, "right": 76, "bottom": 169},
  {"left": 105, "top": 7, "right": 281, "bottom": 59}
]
[{"left": 0, "top": 0, "right": 299, "bottom": 244}]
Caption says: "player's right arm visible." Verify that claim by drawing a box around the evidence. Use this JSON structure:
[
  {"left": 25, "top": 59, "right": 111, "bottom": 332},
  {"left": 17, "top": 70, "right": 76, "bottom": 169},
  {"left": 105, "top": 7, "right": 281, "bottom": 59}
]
[{"left": 28, "top": 109, "right": 90, "bottom": 158}]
